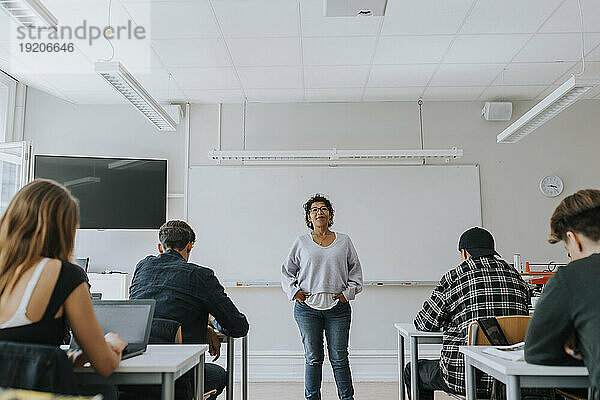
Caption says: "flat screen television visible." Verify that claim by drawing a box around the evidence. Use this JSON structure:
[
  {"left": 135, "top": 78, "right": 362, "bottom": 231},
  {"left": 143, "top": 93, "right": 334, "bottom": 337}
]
[{"left": 34, "top": 155, "right": 167, "bottom": 229}]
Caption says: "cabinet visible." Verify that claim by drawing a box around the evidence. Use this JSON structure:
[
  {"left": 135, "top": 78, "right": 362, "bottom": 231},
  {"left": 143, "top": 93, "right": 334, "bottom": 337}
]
[{"left": 87, "top": 273, "right": 131, "bottom": 300}]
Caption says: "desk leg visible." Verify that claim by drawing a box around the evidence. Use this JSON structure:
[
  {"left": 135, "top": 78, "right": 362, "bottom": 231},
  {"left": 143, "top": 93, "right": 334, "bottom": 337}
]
[
  {"left": 242, "top": 336, "right": 248, "bottom": 400},
  {"left": 227, "top": 336, "right": 234, "bottom": 400},
  {"left": 398, "top": 332, "right": 405, "bottom": 400},
  {"left": 410, "top": 337, "right": 419, "bottom": 400},
  {"left": 162, "top": 372, "right": 175, "bottom": 400},
  {"left": 196, "top": 353, "right": 205, "bottom": 400},
  {"left": 506, "top": 376, "right": 520, "bottom": 400},
  {"left": 464, "top": 356, "right": 476, "bottom": 400}
]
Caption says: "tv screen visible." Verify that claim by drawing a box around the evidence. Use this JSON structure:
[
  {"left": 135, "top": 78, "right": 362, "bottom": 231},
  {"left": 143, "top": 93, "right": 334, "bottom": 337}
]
[{"left": 34, "top": 155, "right": 167, "bottom": 229}]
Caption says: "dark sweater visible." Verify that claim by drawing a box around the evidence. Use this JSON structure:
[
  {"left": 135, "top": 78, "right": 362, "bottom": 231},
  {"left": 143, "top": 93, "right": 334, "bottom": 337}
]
[{"left": 525, "top": 253, "right": 600, "bottom": 397}]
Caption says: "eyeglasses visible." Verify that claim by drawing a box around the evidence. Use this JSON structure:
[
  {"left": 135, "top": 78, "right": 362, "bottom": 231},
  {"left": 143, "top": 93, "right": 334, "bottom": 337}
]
[{"left": 309, "top": 206, "right": 329, "bottom": 214}]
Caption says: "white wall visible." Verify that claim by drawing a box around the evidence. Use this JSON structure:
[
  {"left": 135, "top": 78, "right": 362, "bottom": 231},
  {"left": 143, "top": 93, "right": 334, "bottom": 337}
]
[
  {"left": 192, "top": 100, "right": 600, "bottom": 262},
  {"left": 188, "top": 100, "right": 600, "bottom": 380},
  {"left": 24, "top": 88, "right": 186, "bottom": 272},
  {"left": 24, "top": 88, "right": 600, "bottom": 381}
]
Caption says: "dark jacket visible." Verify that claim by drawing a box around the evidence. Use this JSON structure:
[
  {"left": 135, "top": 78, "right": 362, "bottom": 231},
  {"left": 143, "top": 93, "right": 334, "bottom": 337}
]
[
  {"left": 129, "top": 250, "right": 249, "bottom": 344},
  {"left": 0, "top": 341, "right": 78, "bottom": 395}
]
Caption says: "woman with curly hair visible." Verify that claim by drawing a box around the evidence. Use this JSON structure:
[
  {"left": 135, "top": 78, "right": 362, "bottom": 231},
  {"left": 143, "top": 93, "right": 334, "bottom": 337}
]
[{"left": 281, "top": 193, "right": 363, "bottom": 400}]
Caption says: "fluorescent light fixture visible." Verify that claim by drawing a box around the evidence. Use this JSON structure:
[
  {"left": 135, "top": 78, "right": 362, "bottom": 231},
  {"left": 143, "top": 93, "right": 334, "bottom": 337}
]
[
  {"left": 95, "top": 61, "right": 177, "bottom": 132},
  {"left": 63, "top": 177, "right": 100, "bottom": 188},
  {"left": 497, "top": 75, "right": 599, "bottom": 144},
  {"left": 209, "top": 148, "right": 463, "bottom": 162},
  {"left": 0, "top": 0, "right": 58, "bottom": 29}
]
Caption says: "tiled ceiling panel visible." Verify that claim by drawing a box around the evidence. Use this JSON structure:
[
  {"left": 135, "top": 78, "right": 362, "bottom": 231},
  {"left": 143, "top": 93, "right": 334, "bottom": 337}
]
[
  {"left": 304, "top": 65, "right": 370, "bottom": 88},
  {"left": 2, "top": 0, "right": 599, "bottom": 103},
  {"left": 381, "top": 0, "right": 473, "bottom": 35},
  {"left": 373, "top": 36, "right": 453, "bottom": 65},
  {"left": 303, "top": 36, "right": 378, "bottom": 66},
  {"left": 460, "top": 0, "right": 564, "bottom": 34},
  {"left": 227, "top": 37, "right": 301, "bottom": 66},
  {"left": 444, "top": 35, "right": 530, "bottom": 64},
  {"left": 210, "top": 0, "right": 299, "bottom": 38}
]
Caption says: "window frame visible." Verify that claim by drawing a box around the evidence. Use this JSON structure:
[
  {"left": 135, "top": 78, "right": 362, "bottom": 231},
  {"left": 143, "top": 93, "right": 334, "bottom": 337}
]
[
  {"left": 0, "top": 70, "right": 18, "bottom": 143},
  {"left": 0, "top": 140, "right": 32, "bottom": 215}
]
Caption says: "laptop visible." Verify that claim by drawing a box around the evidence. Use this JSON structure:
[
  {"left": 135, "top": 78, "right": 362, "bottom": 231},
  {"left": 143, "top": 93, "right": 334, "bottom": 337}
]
[
  {"left": 74, "top": 257, "right": 90, "bottom": 272},
  {"left": 70, "top": 299, "right": 156, "bottom": 360}
]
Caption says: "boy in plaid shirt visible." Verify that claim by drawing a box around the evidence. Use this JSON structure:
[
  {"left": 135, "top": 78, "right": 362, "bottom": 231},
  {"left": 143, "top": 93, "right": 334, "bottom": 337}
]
[{"left": 404, "top": 227, "right": 530, "bottom": 399}]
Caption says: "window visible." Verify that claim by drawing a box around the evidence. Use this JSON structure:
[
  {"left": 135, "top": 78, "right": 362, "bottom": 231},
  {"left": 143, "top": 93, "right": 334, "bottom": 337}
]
[
  {"left": 0, "top": 71, "right": 28, "bottom": 215},
  {"left": 0, "top": 141, "right": 31, "bottom": 216},
  {"left": 0, "top": 70, "right": 17, "bottom": 143}
]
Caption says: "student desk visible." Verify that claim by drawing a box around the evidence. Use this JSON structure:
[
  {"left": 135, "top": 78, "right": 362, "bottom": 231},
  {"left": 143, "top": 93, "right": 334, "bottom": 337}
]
[
  {"left": 70, "top": 344, "right": 208, "bottom": 400},
  {"left": 460, "top": 346, "right": 589, "bottom": 400},
  {"left": 395, "top": 323, "right": 444, "bottom": 400}
]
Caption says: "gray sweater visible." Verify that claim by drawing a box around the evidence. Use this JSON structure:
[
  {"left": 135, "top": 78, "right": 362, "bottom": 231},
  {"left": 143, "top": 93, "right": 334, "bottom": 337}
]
[{"left": 281, "top": 232, "right": 363, "bottom": 301}]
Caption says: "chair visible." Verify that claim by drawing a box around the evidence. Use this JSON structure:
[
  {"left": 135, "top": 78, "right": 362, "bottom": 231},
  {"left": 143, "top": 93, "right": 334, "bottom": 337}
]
[
  {"left": 467, "top": 315, "right": 531, "bottom": 346},
  {"left": 435, "top": 316, "right": 532, "bottom": 400},
  {"left": 468, "top": 316, "right": 531, "bottom": 400},
  {"left": 0, "top": 341, "right": 78, "bottom": 395},
  {"left": 149, "top": 318, "right": 183, "bottom": 344},
  {"left": 467, "top": 316, "right": 577, "bottom": 400}
]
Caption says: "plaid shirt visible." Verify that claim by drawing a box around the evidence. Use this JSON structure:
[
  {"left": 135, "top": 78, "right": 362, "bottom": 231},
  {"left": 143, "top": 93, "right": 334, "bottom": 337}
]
[{"left": 414, "top": 255, "right": 530, "bottom": 396}]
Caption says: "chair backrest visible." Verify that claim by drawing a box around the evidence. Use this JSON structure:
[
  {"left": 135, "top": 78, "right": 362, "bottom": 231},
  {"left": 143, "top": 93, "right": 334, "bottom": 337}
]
[
  {"left": 150, "top": 318, "right": 182, "bottom": 344},
  {"left": 0, "top": 341, "right": 78, "bottom": 395},
  {"left": 468, "top": 315, "right": 531, "bottom": 346}
]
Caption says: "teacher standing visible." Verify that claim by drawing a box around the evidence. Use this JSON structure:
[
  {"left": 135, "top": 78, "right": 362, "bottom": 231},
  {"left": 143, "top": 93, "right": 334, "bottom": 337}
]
[{"left": 281, "top": 193, "right": 363, "bottom": 400}]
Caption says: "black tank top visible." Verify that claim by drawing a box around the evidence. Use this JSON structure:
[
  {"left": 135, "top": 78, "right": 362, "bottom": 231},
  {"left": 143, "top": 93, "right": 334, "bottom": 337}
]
[{"left": 0, "top": 261, "right": 87, "bottom": 345}]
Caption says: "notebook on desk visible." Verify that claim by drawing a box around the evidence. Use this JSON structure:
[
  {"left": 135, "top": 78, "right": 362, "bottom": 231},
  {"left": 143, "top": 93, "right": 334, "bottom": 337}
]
[
  {"left": 483, "top": 342, "right": 525, "bottom": 361},
  {"left": 70, "top": 300, "right": 155, "bottom": 360}
]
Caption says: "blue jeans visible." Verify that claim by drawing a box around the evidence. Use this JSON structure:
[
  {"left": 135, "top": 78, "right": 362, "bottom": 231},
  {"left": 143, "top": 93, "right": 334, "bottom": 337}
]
[{"left": 294, "top": 301, "right": 354, "bottom": 400}]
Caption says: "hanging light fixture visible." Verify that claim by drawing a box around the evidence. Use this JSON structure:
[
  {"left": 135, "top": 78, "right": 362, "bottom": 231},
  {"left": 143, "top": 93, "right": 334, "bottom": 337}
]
[
  {"left": 209, "top": 98, "right": 463, "bottom": 164},
  {"left": 0, "top": 0, "right": 57, "bottom": 29},
  {"left": 209, "top": 148, "right": 463, "bottom": 163},
  {"left": 497, "top": 75, "right": 598, "bottom": 143},
  {"left": 95, "top": 61, "right": 177, "bottom": 132},
  {"left": 497, "top": 0, "right": 599, "bottom": 143}
]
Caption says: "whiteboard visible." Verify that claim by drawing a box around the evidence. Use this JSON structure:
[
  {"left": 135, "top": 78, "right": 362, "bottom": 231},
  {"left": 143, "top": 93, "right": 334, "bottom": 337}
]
[{"left": 188, "top": 165, "right": 481, "bottom": 282}]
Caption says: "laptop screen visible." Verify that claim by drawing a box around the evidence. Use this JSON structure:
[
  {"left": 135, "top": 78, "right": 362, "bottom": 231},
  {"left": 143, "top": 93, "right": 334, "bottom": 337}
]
[
  {"left": 71, "top": 300, "right": 155, "bottom": 349},
  {"left": 74, "top": 257, "right": 89, "bottom": 272},
  {"left": 94, "top": 303, "right": 153, "bottom": 344}
]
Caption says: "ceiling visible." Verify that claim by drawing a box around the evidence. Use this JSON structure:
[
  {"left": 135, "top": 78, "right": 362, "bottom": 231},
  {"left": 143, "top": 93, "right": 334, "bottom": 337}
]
[{"left": 1, "top": 0, "right": 600, "bottom": 104}]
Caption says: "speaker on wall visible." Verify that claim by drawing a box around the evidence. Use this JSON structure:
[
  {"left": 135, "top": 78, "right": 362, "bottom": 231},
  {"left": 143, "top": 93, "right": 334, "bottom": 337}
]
[{"left": 482, "top": 102, "right": 513, "bottom": 121}]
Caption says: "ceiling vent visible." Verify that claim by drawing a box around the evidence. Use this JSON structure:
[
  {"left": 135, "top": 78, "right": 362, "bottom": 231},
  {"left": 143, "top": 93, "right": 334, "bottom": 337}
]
[{"left": 324, "top": 0, "right": 387, "bottom": 17}]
